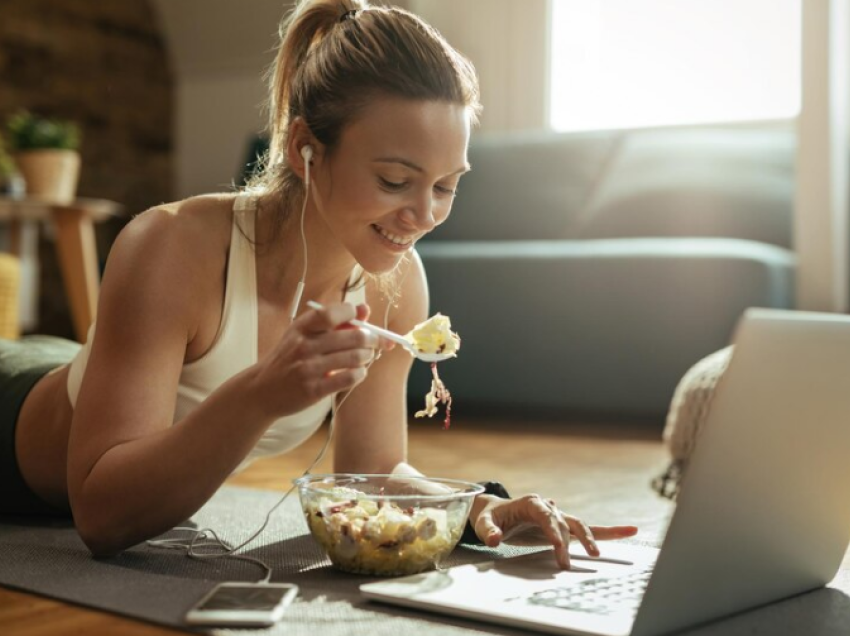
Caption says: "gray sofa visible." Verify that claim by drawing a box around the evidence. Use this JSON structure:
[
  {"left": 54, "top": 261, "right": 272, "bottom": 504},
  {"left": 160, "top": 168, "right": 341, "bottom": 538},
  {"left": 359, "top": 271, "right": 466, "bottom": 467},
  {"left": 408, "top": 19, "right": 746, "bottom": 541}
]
[{"left": 409, "top": 123, "right": 796, "bottom": 419}]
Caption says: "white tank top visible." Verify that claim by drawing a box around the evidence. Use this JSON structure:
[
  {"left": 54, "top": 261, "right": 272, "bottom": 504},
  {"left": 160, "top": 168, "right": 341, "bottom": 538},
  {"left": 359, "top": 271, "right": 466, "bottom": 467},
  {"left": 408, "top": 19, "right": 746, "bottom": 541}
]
[{"left": 66, "top": 193, "right": 366, "bottom": 473}]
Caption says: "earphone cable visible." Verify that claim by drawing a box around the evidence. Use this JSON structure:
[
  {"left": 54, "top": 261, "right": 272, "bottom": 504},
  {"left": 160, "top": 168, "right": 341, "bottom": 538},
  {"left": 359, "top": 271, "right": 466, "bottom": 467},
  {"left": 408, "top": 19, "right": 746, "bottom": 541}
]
[
  {"left": 145, "top": 370, "right": 365, "bottom": 583},
  {"left": 290, "top": 156, "right": 310, "bottom": 320}
]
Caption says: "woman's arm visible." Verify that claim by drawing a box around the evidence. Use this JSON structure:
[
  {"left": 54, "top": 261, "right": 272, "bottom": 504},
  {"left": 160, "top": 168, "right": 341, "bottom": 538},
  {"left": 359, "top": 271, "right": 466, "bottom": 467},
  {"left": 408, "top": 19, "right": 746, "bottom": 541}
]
[
  {"left": 329, "top": 252, "right": 429, "bottom": 475},
  {"left": 67, "top": 205, "right": 378, "bottom": 556}
]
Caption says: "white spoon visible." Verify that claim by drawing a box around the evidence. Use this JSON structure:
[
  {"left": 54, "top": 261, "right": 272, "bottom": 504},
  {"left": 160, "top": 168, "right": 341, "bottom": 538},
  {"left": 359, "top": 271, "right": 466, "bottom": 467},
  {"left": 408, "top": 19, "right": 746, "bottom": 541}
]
[{"left": 306, "top": 300, "right": 455, "bottom": 363}]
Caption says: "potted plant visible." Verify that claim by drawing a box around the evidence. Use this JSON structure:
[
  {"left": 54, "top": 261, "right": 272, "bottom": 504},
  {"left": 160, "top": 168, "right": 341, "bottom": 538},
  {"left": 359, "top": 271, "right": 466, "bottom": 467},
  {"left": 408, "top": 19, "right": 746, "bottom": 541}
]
[{"left": 5, "top": 110, "right": 82, "bottom": 204}]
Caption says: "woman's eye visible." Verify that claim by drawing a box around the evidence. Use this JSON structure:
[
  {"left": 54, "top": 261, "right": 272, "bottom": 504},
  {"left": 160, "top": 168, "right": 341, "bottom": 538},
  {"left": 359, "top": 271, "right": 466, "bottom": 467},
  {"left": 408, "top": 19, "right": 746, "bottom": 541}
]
[
  {"left": 379, "top": 177, "right": 407, "bottom": 191},
  {"left": 435, "top": 184, "right": 458, "bottom": 196}
]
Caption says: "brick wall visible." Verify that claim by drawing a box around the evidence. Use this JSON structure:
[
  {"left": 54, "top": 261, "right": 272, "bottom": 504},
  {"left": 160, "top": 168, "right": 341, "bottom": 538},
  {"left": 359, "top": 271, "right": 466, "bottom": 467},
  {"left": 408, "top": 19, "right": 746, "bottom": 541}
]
[{"left": 0, "top": 0, "right": 173, "bottom": 337}]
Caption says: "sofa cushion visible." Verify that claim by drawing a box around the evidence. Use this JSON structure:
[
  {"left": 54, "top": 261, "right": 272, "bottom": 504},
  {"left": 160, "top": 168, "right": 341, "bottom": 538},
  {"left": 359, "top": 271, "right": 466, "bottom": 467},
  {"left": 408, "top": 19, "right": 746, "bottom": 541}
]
[
  {"left": 423, "top": 130, "right": 619, "bottom": 242},
  {"left": 576, "top": 124, "right": 795, "bottom": 248},
  {"left": 414, "top": 237, "right": 795, "bottom": 416}
]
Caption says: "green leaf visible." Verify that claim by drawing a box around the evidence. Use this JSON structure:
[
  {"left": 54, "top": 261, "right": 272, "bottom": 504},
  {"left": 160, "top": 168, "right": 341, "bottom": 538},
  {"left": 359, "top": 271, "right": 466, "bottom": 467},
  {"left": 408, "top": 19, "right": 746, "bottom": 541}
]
[{"left": 5, "top": 110, "right": 81, "bottom": 151}]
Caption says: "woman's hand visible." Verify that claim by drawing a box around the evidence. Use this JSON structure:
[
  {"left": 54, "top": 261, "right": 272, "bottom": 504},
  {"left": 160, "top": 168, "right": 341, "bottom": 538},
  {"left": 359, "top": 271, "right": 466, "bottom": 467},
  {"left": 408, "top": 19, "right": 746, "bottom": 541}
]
[
  {"left": 250, "top": 302, "right": 393, "bottom": 418},
  {"left": 468, "top": 493, "right": 638, "bottom": 570}
]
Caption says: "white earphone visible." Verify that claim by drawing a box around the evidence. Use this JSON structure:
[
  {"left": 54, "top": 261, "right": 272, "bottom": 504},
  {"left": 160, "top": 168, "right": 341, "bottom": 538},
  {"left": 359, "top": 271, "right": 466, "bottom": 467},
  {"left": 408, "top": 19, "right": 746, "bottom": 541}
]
[
  {"left": 290, "top": 144, "right": 314, "bottom": 319},
  {"left": 301, "top": 144, "right": 314, "bottom": 166}
]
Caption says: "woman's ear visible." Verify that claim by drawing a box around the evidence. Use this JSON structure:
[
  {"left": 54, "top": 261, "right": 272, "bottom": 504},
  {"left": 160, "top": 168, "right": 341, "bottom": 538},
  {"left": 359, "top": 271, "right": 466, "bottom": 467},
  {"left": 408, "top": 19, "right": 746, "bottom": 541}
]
[{"left": 286, "top": 117, "right": 321, "bottom": 181}]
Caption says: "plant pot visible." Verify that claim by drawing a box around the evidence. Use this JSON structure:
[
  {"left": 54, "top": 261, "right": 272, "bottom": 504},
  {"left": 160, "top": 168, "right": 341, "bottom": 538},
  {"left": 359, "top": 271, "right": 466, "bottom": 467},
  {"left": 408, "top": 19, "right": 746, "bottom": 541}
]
[{"left": 14, "top": 149, "right": 81, "bottom": 204}]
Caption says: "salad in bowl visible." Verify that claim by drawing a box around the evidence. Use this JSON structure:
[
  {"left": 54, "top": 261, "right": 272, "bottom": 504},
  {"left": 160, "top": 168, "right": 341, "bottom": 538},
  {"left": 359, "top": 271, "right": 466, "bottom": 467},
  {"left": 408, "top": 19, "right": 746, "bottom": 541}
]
[{"left": 295, "top": 474, "right": 484, "bottom": 576}]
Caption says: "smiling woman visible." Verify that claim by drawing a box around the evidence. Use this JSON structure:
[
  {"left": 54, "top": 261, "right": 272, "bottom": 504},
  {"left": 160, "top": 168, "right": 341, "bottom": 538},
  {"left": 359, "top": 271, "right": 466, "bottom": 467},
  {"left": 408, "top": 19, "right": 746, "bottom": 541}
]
[
  {"left": 1, "top": 0, "right": 637, "bottom": 573},
  {"left": 285, "top": 97, "right": 471, "bottom": 274}
]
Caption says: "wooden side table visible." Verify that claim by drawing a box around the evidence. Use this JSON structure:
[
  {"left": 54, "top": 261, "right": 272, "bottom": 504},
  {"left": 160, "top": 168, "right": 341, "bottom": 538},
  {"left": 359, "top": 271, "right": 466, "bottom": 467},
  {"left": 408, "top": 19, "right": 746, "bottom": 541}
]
[{"left": 0, "top": 196, "right": 121, "bottom": 342}]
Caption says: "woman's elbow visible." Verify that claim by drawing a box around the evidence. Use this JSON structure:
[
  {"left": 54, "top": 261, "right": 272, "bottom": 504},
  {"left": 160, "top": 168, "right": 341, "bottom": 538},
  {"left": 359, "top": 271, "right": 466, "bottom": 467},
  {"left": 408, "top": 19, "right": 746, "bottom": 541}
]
[
  {"left": 72, "top": 498, "right": 133, "bottom": 557},
  {"left": 78, "top": 524, "right": 124, "bottom": 557}
]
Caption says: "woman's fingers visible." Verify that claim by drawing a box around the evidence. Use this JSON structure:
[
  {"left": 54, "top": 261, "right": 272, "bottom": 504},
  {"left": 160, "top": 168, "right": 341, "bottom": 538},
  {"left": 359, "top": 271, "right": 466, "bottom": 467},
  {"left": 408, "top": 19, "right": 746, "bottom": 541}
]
[
  {"left": 307, "top": 365, "right": 368, "bottom": 398},
  {"left": 297, "top": 301, "right": 358, "bottom": 334},
  {"left": 526, "top": 497, "right": 573, "bottom": 569},
  {"left": 300, "top": 348, "right": 375, "bottom": 377},
  {"left": 487, "top": 496, "right": 573, "bottom": 569},
  {"left": 586, "top": 525, "right": 640, "bottom": 541},
  {"left": 473, "top": 508, "right": 502, "bottom": 547},
  {"left": 561, "top": 515, "right": 599, "bottom": 558},
  {"left": 355, "top": 302, "right": 370, "bottom": 323},
  {"left": 298, "top": 327, "right": 377, "bottom": 357},
  {"left": 520, "top": 497, "right": 568, "bottom": 568},
  {"left": 478, "top": 496, "right": 639, "bottom": 571},
  {"left": 298, "top": 302, "right": 393, "bottom": 355},
  {"left": 541, "top": 499, "right": 596, "bottom": 558}
]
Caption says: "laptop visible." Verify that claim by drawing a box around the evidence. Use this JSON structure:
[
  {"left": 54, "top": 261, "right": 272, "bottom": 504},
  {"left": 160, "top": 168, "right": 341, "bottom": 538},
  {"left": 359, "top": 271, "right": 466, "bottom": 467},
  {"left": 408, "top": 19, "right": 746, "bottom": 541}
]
[{"left": 361, "top": 308, "right": 850, "bottom": 636}]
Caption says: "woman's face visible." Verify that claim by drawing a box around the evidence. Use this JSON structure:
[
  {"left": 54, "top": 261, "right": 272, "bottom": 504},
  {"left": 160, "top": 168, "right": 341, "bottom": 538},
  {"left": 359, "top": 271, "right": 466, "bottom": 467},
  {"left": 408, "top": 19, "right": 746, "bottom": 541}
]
[{"left": 311, "top": 97, "right": 472, "bottom": 274}]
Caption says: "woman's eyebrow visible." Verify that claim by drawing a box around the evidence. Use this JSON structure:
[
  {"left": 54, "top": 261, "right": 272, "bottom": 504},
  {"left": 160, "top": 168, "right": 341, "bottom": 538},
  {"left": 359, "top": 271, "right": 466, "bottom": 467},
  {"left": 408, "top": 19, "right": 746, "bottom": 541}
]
[{"left": 373, "top": 157, "right": 471, "bottom": 176}]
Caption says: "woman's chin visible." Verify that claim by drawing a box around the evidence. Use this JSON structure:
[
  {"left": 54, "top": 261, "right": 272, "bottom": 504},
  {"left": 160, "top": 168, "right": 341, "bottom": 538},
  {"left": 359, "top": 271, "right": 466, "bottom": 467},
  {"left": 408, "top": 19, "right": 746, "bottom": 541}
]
[{"left": 356, "top": 252, "right": 411, "bottom": 276}]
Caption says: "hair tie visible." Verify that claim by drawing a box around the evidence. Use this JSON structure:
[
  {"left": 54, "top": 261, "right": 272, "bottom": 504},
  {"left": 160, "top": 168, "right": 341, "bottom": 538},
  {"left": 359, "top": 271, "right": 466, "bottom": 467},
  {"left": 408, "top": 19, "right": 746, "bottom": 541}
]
[{"left": 340, "top": 9, "right": 359, "bottom": 22}]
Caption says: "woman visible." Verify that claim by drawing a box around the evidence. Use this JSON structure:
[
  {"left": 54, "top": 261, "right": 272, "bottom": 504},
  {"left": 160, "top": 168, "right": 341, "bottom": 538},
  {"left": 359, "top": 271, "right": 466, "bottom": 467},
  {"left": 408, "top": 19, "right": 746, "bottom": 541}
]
[{"left": 1, "top": 0, "right": 636, "bottom": 568}]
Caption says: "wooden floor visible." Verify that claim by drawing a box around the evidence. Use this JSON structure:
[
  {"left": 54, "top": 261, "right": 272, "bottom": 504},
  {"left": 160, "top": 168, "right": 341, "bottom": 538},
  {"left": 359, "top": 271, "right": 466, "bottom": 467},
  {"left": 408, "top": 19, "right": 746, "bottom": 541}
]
[{"left": 0, "top": 415, "right": 669, "bottom": 636}]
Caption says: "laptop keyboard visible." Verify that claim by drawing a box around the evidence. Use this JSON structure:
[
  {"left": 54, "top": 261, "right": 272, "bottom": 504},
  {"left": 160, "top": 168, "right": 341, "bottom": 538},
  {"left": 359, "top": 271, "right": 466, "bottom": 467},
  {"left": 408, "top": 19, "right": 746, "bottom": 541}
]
[{"left": 526, "top": 568, "right": 653, "bottom": 616}]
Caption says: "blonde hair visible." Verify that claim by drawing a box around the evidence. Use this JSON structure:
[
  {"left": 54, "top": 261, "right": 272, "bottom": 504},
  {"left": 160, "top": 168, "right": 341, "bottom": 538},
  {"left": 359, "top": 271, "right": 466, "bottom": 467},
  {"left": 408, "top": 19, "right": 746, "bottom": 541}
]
[{"left": 250, "top": 0, "right": 480, "bottom": 227}]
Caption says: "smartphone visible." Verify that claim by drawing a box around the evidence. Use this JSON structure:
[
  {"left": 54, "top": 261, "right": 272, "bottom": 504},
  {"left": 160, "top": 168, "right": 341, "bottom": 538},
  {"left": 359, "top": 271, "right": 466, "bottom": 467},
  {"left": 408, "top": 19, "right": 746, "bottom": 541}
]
[{"left": 184, "top": 582, "right": 299, "bottom": 627}]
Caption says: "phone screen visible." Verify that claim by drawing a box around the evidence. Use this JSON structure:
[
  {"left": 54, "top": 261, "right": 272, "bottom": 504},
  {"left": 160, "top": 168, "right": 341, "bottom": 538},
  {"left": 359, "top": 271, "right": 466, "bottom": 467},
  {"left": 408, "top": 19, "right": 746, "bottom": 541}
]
[{"left": 195, "top": 584, "right": 295, "bottom": 611}]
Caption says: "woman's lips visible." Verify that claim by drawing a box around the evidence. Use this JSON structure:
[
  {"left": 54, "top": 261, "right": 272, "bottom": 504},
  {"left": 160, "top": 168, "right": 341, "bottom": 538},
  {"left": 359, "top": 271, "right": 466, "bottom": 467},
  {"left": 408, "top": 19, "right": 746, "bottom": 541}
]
[{"left": 372, "top": 224, "right": 415, "bottom": 251}]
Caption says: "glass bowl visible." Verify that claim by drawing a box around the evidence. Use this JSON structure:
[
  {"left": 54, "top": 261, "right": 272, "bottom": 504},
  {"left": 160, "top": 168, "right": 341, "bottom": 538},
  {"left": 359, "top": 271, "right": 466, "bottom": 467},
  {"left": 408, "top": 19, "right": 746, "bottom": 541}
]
[{"left": 294, "top": 474, "right": 484, "bottom": 576}]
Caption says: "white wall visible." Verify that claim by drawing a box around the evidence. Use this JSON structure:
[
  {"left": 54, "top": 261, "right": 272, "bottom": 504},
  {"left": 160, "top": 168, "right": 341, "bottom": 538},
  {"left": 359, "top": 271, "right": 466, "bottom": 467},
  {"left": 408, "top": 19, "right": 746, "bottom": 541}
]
[
  {"left": 176, "top": 74, "right": 269, "bottom": 196},
  {"left": 151, "top": 0, "right": 291, "bottom": 198},
  {"left": 408, "top": 0, "right": 549, "bottom": 132}
]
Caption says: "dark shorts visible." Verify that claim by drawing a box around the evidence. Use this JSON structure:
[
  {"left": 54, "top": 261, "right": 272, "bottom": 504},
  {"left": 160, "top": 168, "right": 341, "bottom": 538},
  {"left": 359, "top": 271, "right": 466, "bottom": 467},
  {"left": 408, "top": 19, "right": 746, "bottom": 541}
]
[{"left": 1, "top": 335, "right": 80, "bottom": 517}]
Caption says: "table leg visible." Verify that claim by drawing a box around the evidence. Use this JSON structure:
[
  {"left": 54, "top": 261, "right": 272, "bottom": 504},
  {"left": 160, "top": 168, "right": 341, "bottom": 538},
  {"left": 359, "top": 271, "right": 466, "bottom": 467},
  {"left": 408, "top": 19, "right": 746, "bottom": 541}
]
[
  {"left": 50, "top": 206, "right": 100, "bottom": 343},
  {"left": 8, "top": 218, "right": 21, "bottom": 257}
]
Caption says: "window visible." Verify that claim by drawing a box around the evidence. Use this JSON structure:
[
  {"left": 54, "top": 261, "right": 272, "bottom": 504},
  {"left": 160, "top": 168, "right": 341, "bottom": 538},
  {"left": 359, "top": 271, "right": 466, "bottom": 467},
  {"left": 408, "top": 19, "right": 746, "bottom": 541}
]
[{"left": 549, "top": 0, "right": 801, "bottom": 132}]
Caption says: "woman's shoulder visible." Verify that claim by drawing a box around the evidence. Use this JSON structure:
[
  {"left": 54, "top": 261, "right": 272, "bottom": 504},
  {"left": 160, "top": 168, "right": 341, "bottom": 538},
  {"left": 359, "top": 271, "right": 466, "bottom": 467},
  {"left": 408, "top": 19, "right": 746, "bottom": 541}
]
[
  {"left": 112, "top": 194, "right": 238, "bottom": 269},
  {"left": 95, "top": 194, "right": 243, "bottom": 346},
  {"left": 103, "top": 194, "right": 240, "bottom": 303},
  {"left": 127, "top": 193, "right": 236, "bottom": 244}
]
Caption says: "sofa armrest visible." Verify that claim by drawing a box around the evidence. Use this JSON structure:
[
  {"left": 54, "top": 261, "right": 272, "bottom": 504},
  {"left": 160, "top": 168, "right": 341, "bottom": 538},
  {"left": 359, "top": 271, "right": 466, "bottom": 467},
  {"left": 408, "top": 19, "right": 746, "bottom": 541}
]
[{"left": 411, "top": 238, "right": 795, "bottom": 417}]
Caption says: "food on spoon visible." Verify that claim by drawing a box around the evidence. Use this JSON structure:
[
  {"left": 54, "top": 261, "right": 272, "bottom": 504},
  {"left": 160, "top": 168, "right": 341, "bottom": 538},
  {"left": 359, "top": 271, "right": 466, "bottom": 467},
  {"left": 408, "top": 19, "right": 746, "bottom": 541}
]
[
  {"left": 406, "top": 314, "right": 459, "bottom": 429},
  {"left": 404, "top": 313, "right": 460, "bottom": 357}
]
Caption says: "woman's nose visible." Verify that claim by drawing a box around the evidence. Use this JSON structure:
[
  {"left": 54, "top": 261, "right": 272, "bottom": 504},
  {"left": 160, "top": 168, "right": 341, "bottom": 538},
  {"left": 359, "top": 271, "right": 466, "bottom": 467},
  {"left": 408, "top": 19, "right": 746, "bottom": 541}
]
[{"left": 400, "top": 193, "right": 437, "bottom": 231}]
